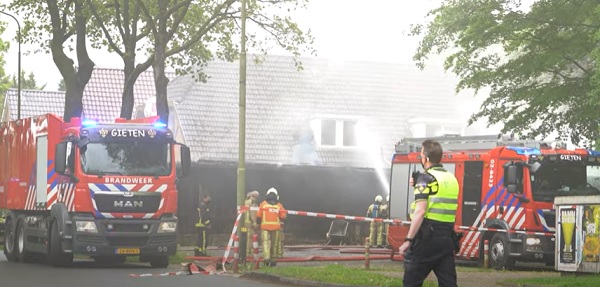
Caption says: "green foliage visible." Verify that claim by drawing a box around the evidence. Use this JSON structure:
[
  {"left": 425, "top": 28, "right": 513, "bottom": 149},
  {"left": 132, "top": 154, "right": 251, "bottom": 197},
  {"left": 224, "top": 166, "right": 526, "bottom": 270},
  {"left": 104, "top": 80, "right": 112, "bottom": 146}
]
[
  {"left": 57, "top": 78, "right": 65, "bottom": 91},
  {"left": 11, "top": 71, "right": 46, "bottom": 90},
  {"left": 505, "top": 273, "right": 600, "bottom": 286},
  {"left": 411, "top": 0, "right": 600, "bottom": 145},
  {"left": 257, "top": 264, "right": 411, "bottom": 287}
]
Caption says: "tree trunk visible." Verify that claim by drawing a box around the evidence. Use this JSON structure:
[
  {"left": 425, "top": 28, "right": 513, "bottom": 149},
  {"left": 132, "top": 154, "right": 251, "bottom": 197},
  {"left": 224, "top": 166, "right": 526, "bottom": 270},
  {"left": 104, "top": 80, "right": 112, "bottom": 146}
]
[
  {"left": 47, "top": 0, "right": 94, "bottom": 123},
  {"left": 63, "top": 78, "right": 85, "bottom": 122},
  {"left": 154, "top": 1, "right": 170, "bottom": 125},
  {"left": 120, "top": 60, "right": 136, "bottom": 119}
]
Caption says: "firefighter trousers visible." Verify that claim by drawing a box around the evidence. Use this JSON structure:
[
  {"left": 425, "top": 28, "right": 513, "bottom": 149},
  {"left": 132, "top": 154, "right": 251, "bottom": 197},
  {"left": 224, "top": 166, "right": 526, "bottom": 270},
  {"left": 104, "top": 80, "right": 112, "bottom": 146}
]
[
  {"left": 369, "top": 221, "right": 383, "bottom": 246},
  {"left": 195, "top": 227, "right": 207, "bottom": 256},
  {"left": 403, "top": 235, "right": 457, "bottom": 287},
  {"left": 261, "top": 229, "right": 283, "bottom": 262},
  {"left": 242, "top": 227, "right": 257, "bottom": 259}
]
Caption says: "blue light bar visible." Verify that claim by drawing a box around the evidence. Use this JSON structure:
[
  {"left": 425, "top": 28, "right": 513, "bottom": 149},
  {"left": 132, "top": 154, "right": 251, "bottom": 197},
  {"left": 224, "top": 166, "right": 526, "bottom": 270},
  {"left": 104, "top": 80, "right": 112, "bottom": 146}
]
[
  {"left": 82, "top": 120, "right": 98, "bottom": 127},
  {"left": 506, "top": 146, "right": 541, "bottom": 155},
  {"left": 588, "top": 150, "right": 600, "bottom": 156},
  {"left": 154, "top": 122, "right": 167, "bottom": 128}
]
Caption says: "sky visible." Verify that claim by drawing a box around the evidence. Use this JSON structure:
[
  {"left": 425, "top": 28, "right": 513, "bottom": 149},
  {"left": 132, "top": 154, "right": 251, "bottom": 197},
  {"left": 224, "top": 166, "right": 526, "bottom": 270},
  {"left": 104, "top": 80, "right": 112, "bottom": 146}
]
[{"left": 0, "top": 0, "right": 443, "bottom": 90}]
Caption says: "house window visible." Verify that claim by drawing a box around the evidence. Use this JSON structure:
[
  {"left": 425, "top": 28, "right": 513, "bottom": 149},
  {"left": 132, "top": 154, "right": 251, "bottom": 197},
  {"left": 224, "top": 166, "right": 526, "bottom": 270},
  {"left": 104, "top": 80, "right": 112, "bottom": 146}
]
[
  {"left": 321, "top": 120, "right": 337, "bottom": 146},
  {"left": 316, "top": 118, "right": 358, "bottom": 147},
  {"left": 343, "top": 121, "right": 357, "bottom": 146}
]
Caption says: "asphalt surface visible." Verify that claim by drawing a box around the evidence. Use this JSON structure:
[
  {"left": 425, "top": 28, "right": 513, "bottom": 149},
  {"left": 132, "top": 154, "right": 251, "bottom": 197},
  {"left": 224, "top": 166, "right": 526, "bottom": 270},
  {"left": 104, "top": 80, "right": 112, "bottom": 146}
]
[
  {"left": 0, "top": 245, "right": 557, "bottom": 287},
  {"left": 0, "top": 253, "right": 284, "bottom": 287}
]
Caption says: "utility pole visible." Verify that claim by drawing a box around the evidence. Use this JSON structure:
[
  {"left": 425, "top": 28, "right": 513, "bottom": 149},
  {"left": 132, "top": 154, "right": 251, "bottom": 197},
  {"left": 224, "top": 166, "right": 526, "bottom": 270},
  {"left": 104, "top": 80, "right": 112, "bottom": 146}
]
[
  {"left": 0, "top": 11, "right": 22, "bottom": 119},
  {"left": 237, "top": 0, "right": 247, "bottom": 211}
]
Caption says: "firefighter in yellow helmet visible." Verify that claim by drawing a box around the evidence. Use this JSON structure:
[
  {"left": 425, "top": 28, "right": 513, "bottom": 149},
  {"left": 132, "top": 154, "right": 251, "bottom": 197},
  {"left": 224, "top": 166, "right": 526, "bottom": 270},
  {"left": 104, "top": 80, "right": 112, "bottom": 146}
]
[
  {"left": 367, "top": 195, "right": 384, "bottom": 248},
  {"left": 240, "top": 190, "right": 259, "bottom": 264},
  {"left": 257, "top": 187, "right": 286, "bottom": 267}
]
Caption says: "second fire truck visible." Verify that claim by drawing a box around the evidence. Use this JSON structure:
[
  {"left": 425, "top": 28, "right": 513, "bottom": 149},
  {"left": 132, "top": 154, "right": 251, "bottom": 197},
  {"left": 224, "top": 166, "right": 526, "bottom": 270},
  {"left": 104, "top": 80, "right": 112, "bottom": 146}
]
[{"left": 388, "top": 135, "right": 600, "bottom": 269}]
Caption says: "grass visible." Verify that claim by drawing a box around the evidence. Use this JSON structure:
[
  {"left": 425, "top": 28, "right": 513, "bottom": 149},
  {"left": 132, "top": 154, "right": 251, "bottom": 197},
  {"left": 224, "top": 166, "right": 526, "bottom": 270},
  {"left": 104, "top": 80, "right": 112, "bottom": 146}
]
[
  {"left": 505, "top": 274, "right": 600, "bottom": 287},
  {"left": 254, "top": 264, "right": 438, "bottom": 287}
]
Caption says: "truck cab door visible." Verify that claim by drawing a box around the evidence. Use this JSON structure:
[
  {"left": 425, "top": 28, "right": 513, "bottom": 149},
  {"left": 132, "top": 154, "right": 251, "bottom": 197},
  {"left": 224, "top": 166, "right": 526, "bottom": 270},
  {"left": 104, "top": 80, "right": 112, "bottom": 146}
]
[{"left": 462, "top": 161, "right": 483, "bottom": 227}]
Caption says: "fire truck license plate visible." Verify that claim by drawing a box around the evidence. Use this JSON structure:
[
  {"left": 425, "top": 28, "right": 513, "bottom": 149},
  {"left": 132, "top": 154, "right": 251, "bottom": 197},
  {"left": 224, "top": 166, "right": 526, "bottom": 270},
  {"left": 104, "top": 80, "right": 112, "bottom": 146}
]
[{"left": 116, "top": 248, "right": 140, "bottom": 255}]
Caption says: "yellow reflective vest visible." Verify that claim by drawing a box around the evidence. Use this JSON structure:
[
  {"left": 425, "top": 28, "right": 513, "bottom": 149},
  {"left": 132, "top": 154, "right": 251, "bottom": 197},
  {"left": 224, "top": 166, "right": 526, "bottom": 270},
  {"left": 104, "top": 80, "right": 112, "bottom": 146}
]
[{"left": 410, "top": 167, "right": 459, "bottom": 223}]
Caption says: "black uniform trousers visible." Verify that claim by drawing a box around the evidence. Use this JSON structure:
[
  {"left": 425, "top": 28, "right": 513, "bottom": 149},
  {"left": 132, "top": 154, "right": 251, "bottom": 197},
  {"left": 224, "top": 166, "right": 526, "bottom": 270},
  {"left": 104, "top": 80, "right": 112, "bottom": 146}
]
[{"left": 403, "top": 223, "right": 457, "bottom": 287}]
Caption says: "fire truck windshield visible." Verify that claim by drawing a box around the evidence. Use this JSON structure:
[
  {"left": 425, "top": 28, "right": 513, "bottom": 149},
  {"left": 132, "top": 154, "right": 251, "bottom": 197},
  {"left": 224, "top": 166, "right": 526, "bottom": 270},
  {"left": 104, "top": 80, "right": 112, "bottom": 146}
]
[
  {"left": 531, "top": 161, "right": 600, "bottom": 202},
  {"left": 79, "top": 142, "right": 171, "bottom": 176}
]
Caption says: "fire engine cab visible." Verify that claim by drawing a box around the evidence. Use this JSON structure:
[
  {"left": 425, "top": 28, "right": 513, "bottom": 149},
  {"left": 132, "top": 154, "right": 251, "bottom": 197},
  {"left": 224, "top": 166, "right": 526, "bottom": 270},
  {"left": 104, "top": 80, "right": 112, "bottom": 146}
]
[
  {"left": 388, "top": 135, "right": 600, "bottom": 269},
  {"left": 0, "top": 114, "right": 191, "bottom": 267}
]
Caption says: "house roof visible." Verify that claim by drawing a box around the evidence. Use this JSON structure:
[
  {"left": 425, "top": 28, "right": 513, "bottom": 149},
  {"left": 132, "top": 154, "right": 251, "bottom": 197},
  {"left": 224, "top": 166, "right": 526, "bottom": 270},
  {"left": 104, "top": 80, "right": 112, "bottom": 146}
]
[
  {"left": 168, "top": 55, "right": 480, "bottom": 167},
  {"left": 4, "top": 68, "right": 174, "bottom": 122}
]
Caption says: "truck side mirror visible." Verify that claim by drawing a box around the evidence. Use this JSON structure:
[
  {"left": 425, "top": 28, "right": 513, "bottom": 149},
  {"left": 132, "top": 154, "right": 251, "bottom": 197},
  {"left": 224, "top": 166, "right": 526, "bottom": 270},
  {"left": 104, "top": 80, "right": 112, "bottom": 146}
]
[
  {"left": 179, "top": 145, "right": 192, "bottom": 178},
  {"left": 55, "top": 141, "right": 74, "bottom": 175},
  {"left": 503, "top": 162, "right": 523, "bottom": 194}
]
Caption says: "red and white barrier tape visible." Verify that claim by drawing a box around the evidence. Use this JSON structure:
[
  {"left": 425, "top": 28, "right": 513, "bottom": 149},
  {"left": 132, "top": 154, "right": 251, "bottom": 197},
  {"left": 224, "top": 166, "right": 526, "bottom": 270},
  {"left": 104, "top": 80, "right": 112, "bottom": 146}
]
[
  {"left": 222, "top": 206, "right": 554, "bottom": 265},
  {"left": 221, "top": 210, "right": 244, "bottom": 271}
]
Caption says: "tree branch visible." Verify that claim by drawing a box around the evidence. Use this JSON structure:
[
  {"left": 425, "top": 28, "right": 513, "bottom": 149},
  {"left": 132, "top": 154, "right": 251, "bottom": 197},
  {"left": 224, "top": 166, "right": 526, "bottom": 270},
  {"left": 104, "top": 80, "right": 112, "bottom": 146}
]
[
  {"left": 86, "top": 0, "right": 124, "bottom": 57},
  {"left": 60, "top": 0, "right": 75, "bottom": 37},
  {"left": 165, "top": 0, "right": 237, "bottom": 57},
  {"left": 113, "top": 0, "right": 127, "bottom": 41},
  {"left": 139, "top": 1, "right": 157, "bottom": 35},
  {"left": 136, "top": 28, "right": 151, "bottom": 41},
  {"left": 165, "top": 0, "right": 192, "bottom": 42},
  {"left": 166, "top": 0, "right": 192, "bottom": 16},
  {"left": 563, "top": 55, "right": 591, "bottom": 75},
  {"left": 47, "top": 0, "right": 75, "bottom": 79},
  {"left": 123, "top": 0, "right": 130, "bottom": 39}
]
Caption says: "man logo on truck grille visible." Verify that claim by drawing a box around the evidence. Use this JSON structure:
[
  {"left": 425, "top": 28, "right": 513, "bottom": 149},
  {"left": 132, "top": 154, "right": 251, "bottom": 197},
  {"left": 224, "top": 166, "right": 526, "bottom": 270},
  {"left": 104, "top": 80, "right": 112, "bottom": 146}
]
[{"left": 114, "top": 200, "right": 143, "bottom": 208}]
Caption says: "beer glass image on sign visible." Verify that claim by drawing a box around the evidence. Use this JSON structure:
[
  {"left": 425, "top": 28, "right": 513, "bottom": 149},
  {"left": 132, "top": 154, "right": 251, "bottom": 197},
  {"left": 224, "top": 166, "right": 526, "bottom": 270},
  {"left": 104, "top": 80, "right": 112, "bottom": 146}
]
[
  {"left": 559, "top": 209, "right": 576, "bottom": 263},
  {"left": 562, "top": 210, "right": 575, "bottom": 253}
]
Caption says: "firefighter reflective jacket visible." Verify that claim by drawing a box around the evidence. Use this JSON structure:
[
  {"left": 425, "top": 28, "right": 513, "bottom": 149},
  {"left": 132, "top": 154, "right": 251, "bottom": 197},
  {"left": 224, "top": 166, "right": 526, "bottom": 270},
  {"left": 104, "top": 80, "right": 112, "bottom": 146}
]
[
  {"left": 257, "top": 201, "right": 286, "bottom": 231},
  {"left": 242, "top": 198, "right": 258, "bottom": 231},
  {"left": 196, "top": 202, "right": 211, "bottom": 228}
]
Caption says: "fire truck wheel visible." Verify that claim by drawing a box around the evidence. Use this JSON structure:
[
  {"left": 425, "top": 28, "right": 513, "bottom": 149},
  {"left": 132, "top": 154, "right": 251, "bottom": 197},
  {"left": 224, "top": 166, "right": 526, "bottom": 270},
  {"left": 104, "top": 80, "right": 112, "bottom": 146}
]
[
  {"left": 149, "top": 255, "right": 169, "bottom": 268},
  {"left": 48, "top": 221, "right": 73, "bottom": 267},
  {"left": 490, "top": 233, "right": 515, "bottom": 270},
  {"left": 3, "top": 218, "right": 18, "bottom": 262},
  {"left": 16, "top": 220, "right": 35, "bottom": 263}
]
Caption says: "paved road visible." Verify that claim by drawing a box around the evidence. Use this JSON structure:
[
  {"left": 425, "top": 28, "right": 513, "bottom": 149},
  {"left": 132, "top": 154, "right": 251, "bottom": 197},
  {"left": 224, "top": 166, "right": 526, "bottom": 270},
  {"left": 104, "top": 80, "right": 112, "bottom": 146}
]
[{"left": 0, "top": 254, "right": 282, "bottom": 287}]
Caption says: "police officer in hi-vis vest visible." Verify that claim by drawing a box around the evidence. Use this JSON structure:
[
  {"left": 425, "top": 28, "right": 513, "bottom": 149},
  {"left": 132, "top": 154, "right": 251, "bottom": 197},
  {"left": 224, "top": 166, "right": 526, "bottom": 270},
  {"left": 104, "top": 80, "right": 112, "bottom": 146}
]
[
  {"left": 399, "top": 140, "right": 459, "bottom": 287},
  {"left": 257, "top": 188, "right": 286, "bottom": 267}
]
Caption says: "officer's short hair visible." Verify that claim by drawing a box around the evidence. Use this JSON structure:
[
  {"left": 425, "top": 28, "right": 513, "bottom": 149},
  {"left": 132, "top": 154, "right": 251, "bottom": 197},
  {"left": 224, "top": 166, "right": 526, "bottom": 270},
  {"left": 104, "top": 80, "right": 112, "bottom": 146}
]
[{"left": 422, "top": 139, "right": 443, "bottom": 164}]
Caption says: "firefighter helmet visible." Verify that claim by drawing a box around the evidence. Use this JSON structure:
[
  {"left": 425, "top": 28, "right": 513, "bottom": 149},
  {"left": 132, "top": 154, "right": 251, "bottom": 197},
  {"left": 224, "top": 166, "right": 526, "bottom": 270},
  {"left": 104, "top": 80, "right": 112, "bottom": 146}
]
[
  {"left": 375, "top": 195, "right": 383, "bottom": 203},
  {"left": 267, "top": 187, "right": 278, "bottom": 196}
]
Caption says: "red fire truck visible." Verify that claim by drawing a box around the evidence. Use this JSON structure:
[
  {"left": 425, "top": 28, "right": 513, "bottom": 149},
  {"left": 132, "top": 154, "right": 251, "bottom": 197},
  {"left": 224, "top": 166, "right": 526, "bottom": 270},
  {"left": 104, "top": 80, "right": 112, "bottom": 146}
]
[
  {"left": 388, "top": 135, "right": 600, "bottom": 269},
  {"left": 0, "top": 113, "right": 191, "bottom": 267}
]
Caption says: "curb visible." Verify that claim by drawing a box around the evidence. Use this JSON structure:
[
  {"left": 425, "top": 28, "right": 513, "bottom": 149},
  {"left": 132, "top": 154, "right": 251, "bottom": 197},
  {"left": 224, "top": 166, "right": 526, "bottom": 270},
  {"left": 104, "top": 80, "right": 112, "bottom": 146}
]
[{"left": 243, "top": 271, "right": 371, "bottom": 287}]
